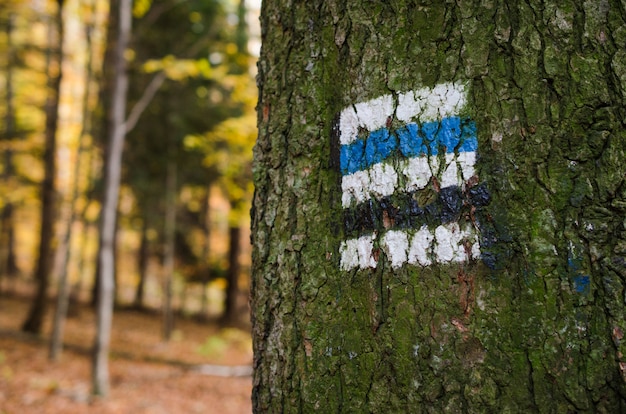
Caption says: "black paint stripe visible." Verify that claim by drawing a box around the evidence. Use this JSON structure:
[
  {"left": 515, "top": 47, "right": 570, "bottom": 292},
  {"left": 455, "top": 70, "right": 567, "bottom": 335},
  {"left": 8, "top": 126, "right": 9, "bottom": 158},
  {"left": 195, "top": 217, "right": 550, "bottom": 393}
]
[{"left": 342, "top": 183, "right": 491, "bottom": 239}]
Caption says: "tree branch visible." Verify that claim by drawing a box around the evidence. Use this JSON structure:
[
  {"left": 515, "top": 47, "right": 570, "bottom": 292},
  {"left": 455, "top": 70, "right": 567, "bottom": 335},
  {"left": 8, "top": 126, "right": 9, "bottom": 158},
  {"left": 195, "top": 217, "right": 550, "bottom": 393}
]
[{"left": 124, "top": 71, "right": 166, "bottom": 134}]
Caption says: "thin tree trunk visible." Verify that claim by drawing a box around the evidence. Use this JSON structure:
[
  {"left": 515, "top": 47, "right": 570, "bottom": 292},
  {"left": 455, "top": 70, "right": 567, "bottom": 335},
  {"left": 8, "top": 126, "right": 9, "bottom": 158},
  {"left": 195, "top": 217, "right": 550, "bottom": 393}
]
[
  {"left": 161, "top": 157, "right": 177, "bottom": 341},
  {"left": 71, "top": 149, "right": 96, "bottom": 305},
  {"left": 133, "top": 217, "right": 149, "bottom": 309},
  {"left": 22, "top": 0, "right": 65, "bottom": 334},
  {"left": 89, "top": 0, "right": 118, "bottom": 310},
  {"left": 49, "top": 14, "right": 96, "bottom": 361},
  {"left": 72, "top": 221, "right": 94, "bottom": 303},
  {"left": 200, "top": 186, "right": 211, "bottom": 316},
  {"left": 92, "top": 0, "right": 131, "bottom": 397},
  {"left": 222, "top": 225, "right": 241, "bottom": 326}
]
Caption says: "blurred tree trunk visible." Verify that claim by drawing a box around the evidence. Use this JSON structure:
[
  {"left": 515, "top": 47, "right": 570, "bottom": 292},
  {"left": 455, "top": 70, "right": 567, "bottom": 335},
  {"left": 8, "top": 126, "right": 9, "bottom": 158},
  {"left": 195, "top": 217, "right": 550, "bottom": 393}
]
[
  {"left": 49, "top": 14, "right": 96, "bottom": 360},
  {"left": 22, "top": 0, "right": 65, "bottom": 334},
  {"left": 251, "top": 0, "right": 626, "bottom": 412},
  {"left": 222, "top": 225, "right": 241, "bottom": 326},
  {"left": 1, "top": 11, "right": 20, "bottom": 290},
  {"left": 221, "top": 0, "right": 249, "bottom": 327},
  {"left": 161, "top": 155, "right": 177, "bottom": 341},
  {"left": 200, "top": 187, "right": 211, "bottom": 316},
  {"left": 133, "top": 217, "right": 149, "bottom": 309},
  {"left": 92, "top": 0, "right": 131, "bottom": 397},
  {"left": 90, "top": 0, "right": 118, "bottom": 309}
]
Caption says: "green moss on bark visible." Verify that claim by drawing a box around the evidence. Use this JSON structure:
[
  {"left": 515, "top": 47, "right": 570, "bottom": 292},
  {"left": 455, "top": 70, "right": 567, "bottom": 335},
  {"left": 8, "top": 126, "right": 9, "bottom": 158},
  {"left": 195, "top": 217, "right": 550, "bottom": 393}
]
[{"left": 252, "top": 0, "right": 626, "bottom": 412}]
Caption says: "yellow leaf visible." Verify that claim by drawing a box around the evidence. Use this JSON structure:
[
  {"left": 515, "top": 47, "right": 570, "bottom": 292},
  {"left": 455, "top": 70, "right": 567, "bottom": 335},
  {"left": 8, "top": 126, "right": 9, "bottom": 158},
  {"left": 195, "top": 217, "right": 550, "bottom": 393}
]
[{"left": 133, "top": 0, "right": 153, "bottom": 18}]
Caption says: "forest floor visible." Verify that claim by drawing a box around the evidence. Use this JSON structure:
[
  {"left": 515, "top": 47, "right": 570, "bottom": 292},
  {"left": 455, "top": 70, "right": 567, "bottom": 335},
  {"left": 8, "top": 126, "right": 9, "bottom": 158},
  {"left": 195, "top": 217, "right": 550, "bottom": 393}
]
[{"left": 0, "top": 292, "right": 253, "bottom": 413}]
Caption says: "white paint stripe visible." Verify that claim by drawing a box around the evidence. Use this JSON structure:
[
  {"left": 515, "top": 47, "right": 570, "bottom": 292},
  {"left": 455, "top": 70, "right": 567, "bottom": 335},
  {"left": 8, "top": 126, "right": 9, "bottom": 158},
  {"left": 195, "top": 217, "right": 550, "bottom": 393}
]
[
  {"left": 402, "top": 156, "right": 436, "bottom": 193},
  {"left": 382, "top": 230, "right": 409, "bottom": 269},
  {"left": 434, "top": 223, "right": 471, "bottom": 263},
  {"left": 341, "top": 152, "right": 476, "bottom": 208},
  {"left": 339, "top": 82, "right": 467, "bottom": 145},
  {"left": 340, "top": 223, "right": 480, "bottom": 271}
]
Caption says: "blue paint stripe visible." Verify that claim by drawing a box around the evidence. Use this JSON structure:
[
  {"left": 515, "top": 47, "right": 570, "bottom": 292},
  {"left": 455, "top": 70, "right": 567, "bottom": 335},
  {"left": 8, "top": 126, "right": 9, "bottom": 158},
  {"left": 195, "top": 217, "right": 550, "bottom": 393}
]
[{"left": 340, "top": 117, "right": 477, "bottom": 175}]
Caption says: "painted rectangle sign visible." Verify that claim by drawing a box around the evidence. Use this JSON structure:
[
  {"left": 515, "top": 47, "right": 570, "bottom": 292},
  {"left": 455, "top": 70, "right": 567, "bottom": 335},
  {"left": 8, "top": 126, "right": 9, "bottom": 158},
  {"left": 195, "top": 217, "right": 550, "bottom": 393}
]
[{"left": 336, "top": 83, "right": 486, "bottom": 270}]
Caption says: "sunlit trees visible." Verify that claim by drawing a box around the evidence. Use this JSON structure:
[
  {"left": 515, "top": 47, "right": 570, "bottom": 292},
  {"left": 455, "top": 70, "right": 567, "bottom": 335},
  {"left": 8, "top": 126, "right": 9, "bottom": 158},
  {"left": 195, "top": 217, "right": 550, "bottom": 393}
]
[
  {"left": 1, "top": 0, "right": 258, "bottom": 399},
  {"left": 123, "top": 0, "right": 229, "bottom": 334},
  {"left": 125, "top": 0, "right": 255, "bottom": 326}
]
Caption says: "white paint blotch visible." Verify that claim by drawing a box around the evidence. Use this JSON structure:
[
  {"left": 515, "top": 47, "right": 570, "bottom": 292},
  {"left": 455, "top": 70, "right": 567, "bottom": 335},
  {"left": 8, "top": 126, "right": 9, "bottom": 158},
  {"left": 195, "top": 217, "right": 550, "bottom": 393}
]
[
  {"left": 396, "top": 82, "right": 466, "bottom": 124},
  {"left": 440, "top": 153, "right": 459, "bottom": 188},
  {"left": 407, "top": 225, "right": 434, "bottom": 267},
  {"left": 340, "top": 235, "right": 377, "bottom": 271},
  {"left": 457, "top": 151, "right": 476, "bottom": 181},
  {"left": 368, "top": 163, "right": 398, "bottom": 199},
  {"left": 354, "top": 94, "right": 394, "bottom": 132},
  {"left": 434, "top": 223, "right": 467, "bottom": 263},
  {"left": 339, "top": 107, "right": 359, "bottom": 145},
  {"left": 382, "top": 231, "right": 409, "bottom": 268},
  {"left": 401, "top": 157, "right": 433, "bottom": 192}
]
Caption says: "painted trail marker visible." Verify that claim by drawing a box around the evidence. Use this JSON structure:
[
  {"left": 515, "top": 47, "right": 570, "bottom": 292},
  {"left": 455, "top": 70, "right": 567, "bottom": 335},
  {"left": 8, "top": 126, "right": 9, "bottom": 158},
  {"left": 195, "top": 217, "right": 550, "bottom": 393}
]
[{"left": 336, "top": 83, "right": 489, "bottom": 271}]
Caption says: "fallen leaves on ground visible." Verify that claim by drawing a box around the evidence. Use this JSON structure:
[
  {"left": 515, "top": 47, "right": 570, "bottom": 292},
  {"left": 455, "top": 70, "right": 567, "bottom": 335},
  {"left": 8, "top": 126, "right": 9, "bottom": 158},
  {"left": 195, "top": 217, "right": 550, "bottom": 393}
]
[{"left": 0, "top": 294, "right": 252, "bottom": 414}]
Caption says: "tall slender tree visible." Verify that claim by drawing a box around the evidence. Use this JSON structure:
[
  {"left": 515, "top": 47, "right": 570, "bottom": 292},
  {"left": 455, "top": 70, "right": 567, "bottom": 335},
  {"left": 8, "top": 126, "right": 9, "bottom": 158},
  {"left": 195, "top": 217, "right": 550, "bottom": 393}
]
[
  {"left": 22, "top": 0, "right": 65, "bottom": 334},
  {"left": 92, "top": 0, "right": 131, "bottom": 397},
  {"left": 252, "top": 0, "right": 626, "bottom": 412}
]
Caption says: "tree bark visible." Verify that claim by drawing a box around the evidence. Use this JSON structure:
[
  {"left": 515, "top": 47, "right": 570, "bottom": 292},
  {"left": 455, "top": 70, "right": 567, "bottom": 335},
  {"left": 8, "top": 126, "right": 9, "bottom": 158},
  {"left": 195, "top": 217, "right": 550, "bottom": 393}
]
[
  {"left": 92, "top": 0, "right": 131, "bottom": 397},
  {"left": 251, "top": 1, "right": 626, "bottom": 412},
  {"left": 22, "top": 0, "right": 65, "bottom": 334}
]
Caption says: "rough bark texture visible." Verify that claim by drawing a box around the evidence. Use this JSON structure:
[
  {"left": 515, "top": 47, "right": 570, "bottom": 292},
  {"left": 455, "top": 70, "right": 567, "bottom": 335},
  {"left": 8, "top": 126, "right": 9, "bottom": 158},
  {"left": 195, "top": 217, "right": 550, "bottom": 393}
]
[{"left": 252, "top": 0, "right": 626, "bottom": 412}]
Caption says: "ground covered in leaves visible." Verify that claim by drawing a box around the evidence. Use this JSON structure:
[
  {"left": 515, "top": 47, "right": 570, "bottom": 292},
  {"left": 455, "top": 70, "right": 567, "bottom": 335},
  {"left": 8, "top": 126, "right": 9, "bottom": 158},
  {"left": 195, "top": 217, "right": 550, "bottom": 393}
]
[{"left": 0, "top": 293, "right": 252, "bottom": 413}]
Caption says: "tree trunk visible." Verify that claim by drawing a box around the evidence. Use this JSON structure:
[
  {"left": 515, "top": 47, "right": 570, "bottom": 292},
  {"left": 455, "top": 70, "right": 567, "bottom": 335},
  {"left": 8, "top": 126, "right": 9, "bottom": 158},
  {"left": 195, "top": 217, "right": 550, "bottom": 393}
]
[
  {"left": 161, "top": 156, "right": 177, "bottom": 341},
  {"left": 222, "top": 225, "right": 241, "bottom": 326},
  {"left": 200, "top": 186, "right": 211, "bottom": 317},
  {"left": 251, "top": 1, "right": 626, "bottom": 412},
  {"left": 133, "top": 217, "right": 149, "bottom": 309},
  {"left": 1, "top": 11, "right": 20, "bottom": 288},
  {"left": 49, "top": 15, "right": 96, "bottom": 361},
  {"left": 22, "top": 0, "right": 65, "bottom": 334},
  {"left": 92, "top": 0, "right": 131, "bottom": 397}
]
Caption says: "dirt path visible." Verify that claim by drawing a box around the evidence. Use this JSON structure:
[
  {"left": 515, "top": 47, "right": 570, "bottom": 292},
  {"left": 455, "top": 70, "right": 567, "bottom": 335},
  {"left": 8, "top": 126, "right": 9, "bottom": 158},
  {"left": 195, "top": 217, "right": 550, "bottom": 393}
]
[{"left": 0, "top": 295, "right": 252, "bottom": 413}]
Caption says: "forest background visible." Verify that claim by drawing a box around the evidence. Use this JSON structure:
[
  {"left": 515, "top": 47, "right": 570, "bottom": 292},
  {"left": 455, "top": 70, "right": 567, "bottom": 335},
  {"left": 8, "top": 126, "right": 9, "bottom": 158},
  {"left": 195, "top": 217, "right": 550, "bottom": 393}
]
[{"left": 0, "top": 0, "right": 259, "bottom": 411}]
